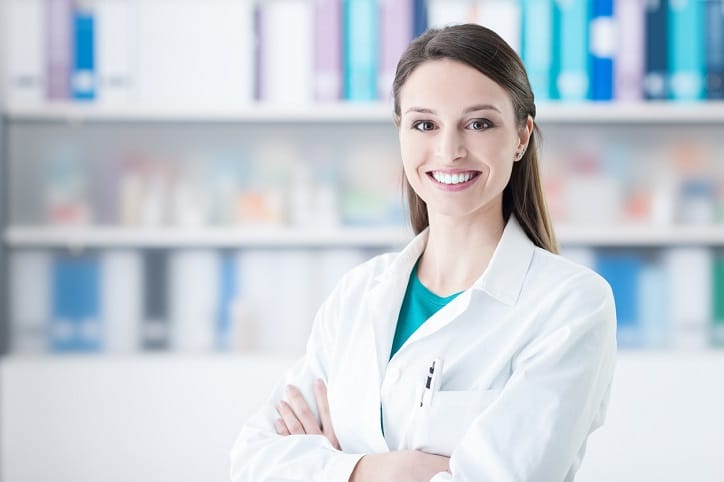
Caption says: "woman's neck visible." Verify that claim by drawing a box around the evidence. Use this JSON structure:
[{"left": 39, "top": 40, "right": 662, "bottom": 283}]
[{"left": 416, "top": 207, "right": 506, "bottom": 297}]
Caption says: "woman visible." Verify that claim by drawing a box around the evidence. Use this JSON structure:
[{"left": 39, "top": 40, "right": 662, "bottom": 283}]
[{"left": 230, "top": 24, "right": 616, "bottom": 482}]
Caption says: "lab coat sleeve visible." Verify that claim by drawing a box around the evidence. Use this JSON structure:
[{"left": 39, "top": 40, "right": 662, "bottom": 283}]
[
  {"left": 229, "top": 278, "right": 366, "bottom": 482},
  {"left": 430, "top": 272, "right": 617, "bottom": 482}
]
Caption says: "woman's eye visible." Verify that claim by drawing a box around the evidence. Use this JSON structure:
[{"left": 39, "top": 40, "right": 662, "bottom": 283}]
[
  {"left": 413, "top": 120, "right": 435, "bottom": 131},
  {"left": 468, "top": 119, "right": 492, "bottom": 131}
]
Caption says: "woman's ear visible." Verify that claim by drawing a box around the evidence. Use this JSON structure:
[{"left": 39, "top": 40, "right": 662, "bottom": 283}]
[{"left": 516, "top": 115, "right": 534, "bottom": 156}]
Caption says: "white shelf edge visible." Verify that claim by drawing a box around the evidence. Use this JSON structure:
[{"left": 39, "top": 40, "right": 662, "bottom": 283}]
[
  {"left": 4, "top": 101, "right": 724, "bottom": 123},
  {"left": 5, "top": 225, "right": 724, "bottom": 248},
  {"left": 555, "top": 224, "right": 724, "bottom": 246},
  {"left": 2, "top": 102, "right": 397, "bottom": 123},
  {"left": 3, "top": 226, "right": 414, "bottom": 248},
  {"left": 1, "top": 349, "right": 723, "bottom": 364}
]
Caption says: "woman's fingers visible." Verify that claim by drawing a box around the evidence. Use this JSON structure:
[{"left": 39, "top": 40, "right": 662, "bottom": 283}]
[
  {"left": 273, "top": 417, "right": 290, "bottom": 436},
  {"left": 276, "top": 400, "right": 306, "bottom": 435},
  {"left": 313, "top": 378, "right": 341, "bottom": 450},
  {"left": 284, "top": 385, "right": 323, "bottom": 435}
]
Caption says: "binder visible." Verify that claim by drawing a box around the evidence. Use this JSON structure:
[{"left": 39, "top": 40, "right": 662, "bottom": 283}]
[
  {"left": 644, "top": 0, "right": 669, "bottom": 100},
  {"left": 413, "top": 0, "right": 429, "bottom": 37},
  {"left": 712, "top": 254, "right": 724, "bottom": 346},
  {"left": 379, "top": 0, "right": 413, "bottom": 101},
  {"left": 169, "top": 250, "right": 219, "bottom": 352},
  {"left": 595, "top": 252, "right": 642, "bottom": 347},
  {"left": 665, "top": 247, "right": 712, "bottom": 350},
  {"left": 474, "top": 0, "right": 522, "bottom": 54},
  {"left": 10, "top": 251, "right": 51, "bottom": 353},
  {"left": 96, "top": 0, "right": 135, "bottom": 105},
  {"left": 46, "top": 0, "right": 73, "bottom": 100},
  {"left": 216, "top": 253, "right": 238, "bottom": 351},
  {"left": 71, "top": 0, "right": 96, "bottom": 101},
  {"left": 142, "top": 250, "right": 169, "bottom": 350},
  {"left": 705, "top": 0, "right": 724, "bottom": 99},
  {"left": 101, "top": 250, "right": 142, "bottom": 352},
  {"left": 668, "top": 0, "right": 705, "bottom": 100},
  {"left": 51, "top": 252, "right": 102, "bottom": 352},
  {"left": 6, "top": 0, "right": 45, "bottom": 105},
  {"left": 522, "top": 0, "right": 556, "bottom": 101},
  {"left": 257, "top": 0, "right": 314, "bottom": 103},
  {"left": 555, "top": 0, "right": 590, "bottom": 100},
  {"left": 343, "top": 0, "right": 379, "bottom": 101},
  {"left": 314, "top": 0, "right": 343, "bottom": 101},
  {"left": 638, "top": 261, "right": 669, "bottom": 348},
  {"left": 614, "top": 0, "right": 645, "bottom": 101},
  {"left": 590, "top": 0, "right": 615, "bottom": 101}
]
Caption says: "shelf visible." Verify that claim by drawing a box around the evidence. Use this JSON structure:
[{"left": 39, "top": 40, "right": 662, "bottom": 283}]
[
  {"left": 4, "top": 224, "right": 724, "bottom": 248},
  {"left": 555, "top": 224, "right": 724, "bottom": 246},
  {"left": 1, "top": 349, "right": 722, "bottom": 363},
  {"left": 4, "top": 101, "right": 724, "bottom": 124},
  {"left": 2, "top": 102, "right": 397, "bottom": 123},
  {"left": 3, "top": 225, "right": 414, "bottom": 249}
]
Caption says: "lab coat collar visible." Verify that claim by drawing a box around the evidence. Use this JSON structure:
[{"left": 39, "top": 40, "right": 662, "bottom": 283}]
[
  {"left": 472, "top": 214, "right": 536, "bottom": 306},
  {"left": 375, "top": 214, "right": 535, "bottom": 307}
]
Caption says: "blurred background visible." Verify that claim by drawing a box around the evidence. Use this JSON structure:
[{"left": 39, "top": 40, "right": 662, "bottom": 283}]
[{"left": 1, "top": 0, "right": 723, "bottom": 481}]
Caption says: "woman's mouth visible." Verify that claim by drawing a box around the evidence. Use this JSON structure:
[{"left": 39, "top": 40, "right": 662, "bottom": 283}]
[{"left": 427, "top": 170, "right": 482, "bottom": 190}]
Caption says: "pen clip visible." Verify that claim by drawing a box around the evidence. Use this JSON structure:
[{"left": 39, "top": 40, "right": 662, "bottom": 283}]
[{"left": 419, "top": 360, "right": 438, "bottom": 407}]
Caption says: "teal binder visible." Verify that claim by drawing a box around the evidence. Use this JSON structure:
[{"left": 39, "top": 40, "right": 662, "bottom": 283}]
[
  {"left": 669, "top": 0, "right": 705, "bottom": 100},
  {"left": 343, "top": 0, "right": 379, "bottom": 101}
]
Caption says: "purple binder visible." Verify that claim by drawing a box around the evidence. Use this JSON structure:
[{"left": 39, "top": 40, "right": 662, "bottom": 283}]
[
  {"left": 46, "top": 0, "right": 72, "bottom": 100},
  {"left": 314, "top": 0, "right": 342, "bottom": 101},
  {"left": 379, "top": 0, "right": 413, "bottom": 101}
]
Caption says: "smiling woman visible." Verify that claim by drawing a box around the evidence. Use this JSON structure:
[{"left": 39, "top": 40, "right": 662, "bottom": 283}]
[{"left": 230, "top": 24, "right": 616, "bottom": 482}]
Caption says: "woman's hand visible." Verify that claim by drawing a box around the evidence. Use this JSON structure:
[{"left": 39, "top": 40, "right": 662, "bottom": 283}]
[
  {"left": 274, "top": 378, "right": 340, "bottom": 450},
  {"left": 349, "top": 450, "right": 450, "bottom": 482}
]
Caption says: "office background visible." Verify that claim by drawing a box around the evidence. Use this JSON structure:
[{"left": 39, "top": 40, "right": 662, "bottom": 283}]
[{"left": 1, "top": 0, "right": 724, "bottom": 481}]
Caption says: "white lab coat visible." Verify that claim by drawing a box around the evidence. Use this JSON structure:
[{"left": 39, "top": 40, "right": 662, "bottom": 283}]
[{"left": 230, "top": 215, "right": 617, "bottom": 482}]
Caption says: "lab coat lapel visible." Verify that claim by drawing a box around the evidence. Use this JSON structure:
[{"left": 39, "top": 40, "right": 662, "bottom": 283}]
[{"left": 365, "top": 231, "right": 428, "bottom": 400}]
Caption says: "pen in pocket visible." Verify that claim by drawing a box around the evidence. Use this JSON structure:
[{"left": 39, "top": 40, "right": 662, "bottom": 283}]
[{"left": 419, "top": 358, "right": 443, "bottom": 407}]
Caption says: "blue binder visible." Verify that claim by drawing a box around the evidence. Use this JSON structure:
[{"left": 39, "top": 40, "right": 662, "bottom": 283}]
[
  {"left": 216, "top": 253, "right": 237, "bottom": 351},
  {"left": 668, "top": 0, "right": 705, "bottom": 100},
  {"left": 413, "top": 0, "right": 428, "bottom": 38},
  {"left": 706, "top": 0, "right": 724, "bottom": 99},
  {"left": 644, "top": 0, "right": 668, "bottom": 100},
  {"left": 71, "top": 4, "right": 95, "bottom": 100},
  {"left": 595, "top": 252, "right": 641, "bottom": 346},
  {"left": 590, "top": 0, "right": 615, "bottom": 100},
  {"left": 51, "top": 253, "right": 101, "bottom": 352}
]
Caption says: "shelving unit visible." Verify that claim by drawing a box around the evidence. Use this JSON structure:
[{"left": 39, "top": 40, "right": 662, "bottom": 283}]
[{"left": 3, "top": 100, "right": 724, "bottom": 356}]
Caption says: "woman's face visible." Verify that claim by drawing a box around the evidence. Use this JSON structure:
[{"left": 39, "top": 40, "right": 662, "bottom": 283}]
[{"left": 397, "top": 58, "right": 530, "bottom": 224}]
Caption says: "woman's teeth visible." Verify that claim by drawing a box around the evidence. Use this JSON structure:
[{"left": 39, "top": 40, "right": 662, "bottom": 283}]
[{"left": 431, "top": 171, "right": 476, "bottom": 185}]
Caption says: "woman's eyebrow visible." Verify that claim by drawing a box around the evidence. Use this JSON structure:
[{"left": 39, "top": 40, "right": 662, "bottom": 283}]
[
  {"left": 404, "top": 104, "right": 502, "bottom": 115},
  {"left": 463, "top": 104, "right": 502, "bottom": 114},
  {"left": 405, "top": 107, "right": 436, "bottom": 114}
]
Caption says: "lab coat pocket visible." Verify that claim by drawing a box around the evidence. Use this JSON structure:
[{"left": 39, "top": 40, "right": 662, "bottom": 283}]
[{"left": 409, "top": 388, "right": 501, "bottom": 457}]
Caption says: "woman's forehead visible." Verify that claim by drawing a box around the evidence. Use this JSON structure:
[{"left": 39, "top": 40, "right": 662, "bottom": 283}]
[{"left": 399, "top": 59, "right": 512, "bottom": 114}]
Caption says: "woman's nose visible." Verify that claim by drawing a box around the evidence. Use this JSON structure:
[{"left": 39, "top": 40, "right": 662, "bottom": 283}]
[{"left": 434, "top": 128, "right": 467, "bottom": 163}]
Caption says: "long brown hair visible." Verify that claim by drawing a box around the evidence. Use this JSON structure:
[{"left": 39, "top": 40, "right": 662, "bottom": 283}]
[{"left": 392, "top": 23, "right": 558, "bottom": 253}]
